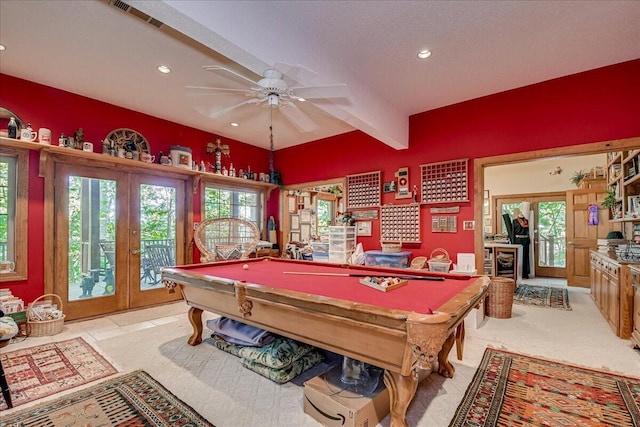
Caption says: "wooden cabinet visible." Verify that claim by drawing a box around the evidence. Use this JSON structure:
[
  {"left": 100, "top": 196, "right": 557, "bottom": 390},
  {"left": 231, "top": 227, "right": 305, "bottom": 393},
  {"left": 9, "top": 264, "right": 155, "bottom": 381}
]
[
  {"left": 590, "top": 251, "right": 635, "bottom": 338},
  {"left": 484, "top": 244, "right": 523, "bottom": 284},
  {"left": 629, "top": 265, "right": 640, "bottom": 348}
]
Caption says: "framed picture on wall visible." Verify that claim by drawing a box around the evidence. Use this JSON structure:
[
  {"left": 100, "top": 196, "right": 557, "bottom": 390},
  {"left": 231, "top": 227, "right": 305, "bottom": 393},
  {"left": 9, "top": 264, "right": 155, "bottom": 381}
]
[
  {"left": 290, "top": 214, "right": 300, "bottom": 231},
  {"left": 290, "top": 232, "right": 300, "bottom": 242},
  {"left": 300, "top": 209, "right": 312, "bottom": 223},
  {"left": 288, "top": 196, "right": 297, "bottom": 213},
  {"left": 356, "top": 221, "right": 372, "bottom": 236},
  {"left": 300, "top": 223, "right": 311, "bottom": 241}
]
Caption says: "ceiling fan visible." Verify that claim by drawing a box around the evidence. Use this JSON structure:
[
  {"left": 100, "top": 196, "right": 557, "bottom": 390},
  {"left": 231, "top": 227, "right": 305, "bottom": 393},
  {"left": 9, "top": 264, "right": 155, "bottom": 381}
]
[{"left": 187, "top": 64, "right": 350, "bottom": 133}]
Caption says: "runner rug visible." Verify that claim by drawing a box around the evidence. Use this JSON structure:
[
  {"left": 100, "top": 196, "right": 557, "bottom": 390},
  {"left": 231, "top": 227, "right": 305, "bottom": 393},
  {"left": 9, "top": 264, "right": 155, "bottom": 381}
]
[
  {"left": 449, "top": 348, "right": 640, "bottom": 427},
  {"left": 0, "top": 336, "right": 117, "bottom": 410},
  {"left": 513, "top": 283, "right": 571, "bottom": 310},
  {"left": 2, "top": 370, "right": 215, "bottom": 427}
]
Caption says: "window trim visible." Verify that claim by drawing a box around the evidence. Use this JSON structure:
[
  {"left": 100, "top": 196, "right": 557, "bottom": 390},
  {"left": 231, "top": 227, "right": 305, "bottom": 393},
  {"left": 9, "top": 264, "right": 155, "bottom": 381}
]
[
  {"left": 0, "top": 146, "right": 28, "bottom": 282},
  {"left": 201, "top": 181, "right": 266, "bottom": 234}
]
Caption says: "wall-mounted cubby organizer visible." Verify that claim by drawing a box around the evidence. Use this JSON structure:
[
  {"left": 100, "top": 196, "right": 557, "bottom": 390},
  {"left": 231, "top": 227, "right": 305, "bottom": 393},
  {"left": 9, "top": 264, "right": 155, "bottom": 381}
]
[
  {"left": 346, "top": 171, "right": 381, "bottom": 208},
  {"left": 420, "top": 159, "right": 468, "bottom": 204},
  {"left": 380, "top": 204, "right": 421, "bottom": 243}
]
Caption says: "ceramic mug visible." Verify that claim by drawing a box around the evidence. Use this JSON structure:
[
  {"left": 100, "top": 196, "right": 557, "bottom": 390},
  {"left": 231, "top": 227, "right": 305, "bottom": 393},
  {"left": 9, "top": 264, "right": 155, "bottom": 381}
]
[
  {"left": 20, "top": 128, "right": 37, "bottom": 142},
  {"left": 83, "top": 142, "right": 94, "bottom": 152},
  {"left": 141, "top": 153, "right": 155, "bottom": 163},
  {"left": 38, "top": 128, "right": 52, "bottom": 144},
  {"left": 0, "top": 260, "right": 15, "bottom": 273}
]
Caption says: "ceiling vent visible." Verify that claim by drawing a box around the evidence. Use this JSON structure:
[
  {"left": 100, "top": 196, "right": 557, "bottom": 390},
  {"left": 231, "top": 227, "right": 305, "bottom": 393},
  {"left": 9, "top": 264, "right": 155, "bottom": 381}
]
[{"left": 108, "top": 0, "right": 164, "bottom": 29}]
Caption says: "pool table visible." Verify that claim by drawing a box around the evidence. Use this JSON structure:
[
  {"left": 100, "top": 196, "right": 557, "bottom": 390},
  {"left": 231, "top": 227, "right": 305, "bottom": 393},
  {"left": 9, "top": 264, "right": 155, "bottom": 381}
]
[{"left": 162, "top": 257, "right": 489, "bottom": 427}]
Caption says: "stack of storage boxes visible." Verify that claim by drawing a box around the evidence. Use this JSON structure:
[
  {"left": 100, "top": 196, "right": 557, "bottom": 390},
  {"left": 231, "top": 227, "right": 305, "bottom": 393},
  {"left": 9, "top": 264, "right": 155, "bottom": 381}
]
[
  {"left": 310, "top": 242, "right": 329, "bottom": 262},
  {"left": 328, "top": 226, "right": 357, "bottom": 264}
]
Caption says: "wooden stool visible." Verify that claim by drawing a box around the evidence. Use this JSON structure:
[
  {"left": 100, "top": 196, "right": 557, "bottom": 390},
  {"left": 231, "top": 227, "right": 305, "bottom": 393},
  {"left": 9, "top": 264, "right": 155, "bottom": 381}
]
[{"left": 0, "top": 339, "right": 12, "bottom": 408}]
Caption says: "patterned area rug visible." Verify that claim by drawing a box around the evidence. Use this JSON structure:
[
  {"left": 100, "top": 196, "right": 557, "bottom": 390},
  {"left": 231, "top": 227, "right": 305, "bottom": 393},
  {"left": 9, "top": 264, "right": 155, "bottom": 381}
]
[
  {"left": 449, "top": 348, "right": 640, "bottom": 426},
  {"left": 1, "top": 370, "right": 215, "bottom": 426},
  {"left": 0, "top": 337, "right": 117, "bottom": 410},
  {"left": 513, "top": 283, "right": 571, "bottom": 310}
]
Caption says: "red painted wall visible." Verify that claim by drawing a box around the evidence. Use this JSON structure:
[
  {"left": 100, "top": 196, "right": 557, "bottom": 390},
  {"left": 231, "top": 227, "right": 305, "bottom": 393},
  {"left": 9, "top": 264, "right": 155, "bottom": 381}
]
[
  {"left": 277, "top": 59, "right": 640, "bottom": 259},
  {"left": 0, "top": 74, "right": 276, "bottom": 302},
  {"left": 1, "top": 59, "right": 639, "bottom": 302}
]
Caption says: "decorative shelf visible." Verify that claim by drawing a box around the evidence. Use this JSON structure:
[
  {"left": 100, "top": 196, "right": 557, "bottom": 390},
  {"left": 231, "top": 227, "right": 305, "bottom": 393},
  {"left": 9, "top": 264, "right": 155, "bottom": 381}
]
[{"left": 0, "top": 136, "right": 278, "bottom": 198}]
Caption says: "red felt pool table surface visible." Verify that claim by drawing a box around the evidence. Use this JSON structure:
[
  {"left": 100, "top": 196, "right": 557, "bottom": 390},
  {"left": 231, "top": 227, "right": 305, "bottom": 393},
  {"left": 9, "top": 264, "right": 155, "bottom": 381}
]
[
  {"left": 162, "top": 257, "right": 489, "bottom": 427},
  {"left": 173, "top": 257, "right": 474, "bottom": 315}
]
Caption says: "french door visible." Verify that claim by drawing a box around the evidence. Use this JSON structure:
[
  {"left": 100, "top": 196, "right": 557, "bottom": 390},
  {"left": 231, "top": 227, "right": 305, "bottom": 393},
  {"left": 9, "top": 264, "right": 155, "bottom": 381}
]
[
  {"left": 495, "top": 193, "right": 567, "bottom": 278},
  {"left": 54, "top": 164, "right": 185, "bottom": 320}
]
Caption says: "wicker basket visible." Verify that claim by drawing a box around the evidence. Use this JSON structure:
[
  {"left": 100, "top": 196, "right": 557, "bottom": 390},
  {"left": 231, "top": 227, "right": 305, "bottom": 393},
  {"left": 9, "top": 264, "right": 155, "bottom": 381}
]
[
  {"left": 486, "top": 277, "right": 516, "bottom": 319},
  {"left": 427, "top": 248, "right": 452, "bottom": 272},
  {"left": 409, "top": 256, "right": 427, "bottom": 270},
  {"left": 27, "top": 294, "right": 65, "bottom": 337},
  {"left": 380, "top": 234, "right": 402, "bottom": 253}
]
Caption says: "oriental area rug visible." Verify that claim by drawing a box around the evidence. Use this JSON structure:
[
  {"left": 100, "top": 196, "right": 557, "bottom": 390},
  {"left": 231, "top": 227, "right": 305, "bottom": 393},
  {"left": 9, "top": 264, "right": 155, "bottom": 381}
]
[
  {"left": 513, "top": 283, "right": 571, "bottom": 310},
  {"left": 1, "top": 370, "right": 216, "bottom": 427},
  {"left": 449, "top": 348, "right": 640, "bottom": 427},
  {"left": 0, "top": 336, "right": 117, "bottom": 410}
]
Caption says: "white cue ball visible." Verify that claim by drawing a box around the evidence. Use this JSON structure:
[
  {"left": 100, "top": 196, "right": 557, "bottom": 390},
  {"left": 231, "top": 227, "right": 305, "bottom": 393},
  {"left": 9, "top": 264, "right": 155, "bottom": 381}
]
[{"left": 243, "top": 264, "right": 249, "bottom": 270}]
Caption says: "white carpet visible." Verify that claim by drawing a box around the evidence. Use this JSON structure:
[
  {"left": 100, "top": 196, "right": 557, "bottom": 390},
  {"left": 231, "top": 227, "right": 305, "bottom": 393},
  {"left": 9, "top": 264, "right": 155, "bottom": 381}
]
[{"left": 3, "top": 283, "right": 639, "bottom": 427}]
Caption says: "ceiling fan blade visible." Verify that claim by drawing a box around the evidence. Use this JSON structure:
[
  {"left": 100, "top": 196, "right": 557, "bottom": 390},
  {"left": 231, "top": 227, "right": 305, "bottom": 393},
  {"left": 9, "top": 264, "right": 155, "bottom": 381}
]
[
  {"left": 279, "top": 103, "right": 319, "bottom": 133},
  {"left": 274, "top": 62, "right": 318, "bottom": 84},
  {"left": 202, "top": 65, "right": 259, "bottom": 86},
  {"left": 291, "top": 83, "right": 350, "bottom": 100},
  {"left": 201, "top": 99, "right": 259, "bottom": 119},
  {"left": 186, "top": 85, "right": 253, "bottom": 95}
]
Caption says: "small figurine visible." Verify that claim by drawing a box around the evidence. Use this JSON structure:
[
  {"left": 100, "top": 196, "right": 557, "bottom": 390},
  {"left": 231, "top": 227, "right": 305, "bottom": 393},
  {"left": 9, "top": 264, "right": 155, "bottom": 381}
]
[{"left": 73, "top": 128, "right": 85, "bottom": 150}]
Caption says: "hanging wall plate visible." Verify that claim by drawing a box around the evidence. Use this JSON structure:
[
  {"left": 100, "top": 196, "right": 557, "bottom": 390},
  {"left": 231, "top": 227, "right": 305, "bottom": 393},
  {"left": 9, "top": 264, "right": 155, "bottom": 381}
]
[{"left": 104, "top": 128, "right": 151, "bottom": 154}]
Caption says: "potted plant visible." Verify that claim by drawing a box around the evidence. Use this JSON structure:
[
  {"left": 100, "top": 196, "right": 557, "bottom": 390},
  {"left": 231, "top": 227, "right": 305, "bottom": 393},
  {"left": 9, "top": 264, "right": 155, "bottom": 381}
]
[
  {"left": 602, "top": 188, "right": 620, "bottom": 218},
  {"left": 570, "top": 169, "right": 588, "bottom": 187}
]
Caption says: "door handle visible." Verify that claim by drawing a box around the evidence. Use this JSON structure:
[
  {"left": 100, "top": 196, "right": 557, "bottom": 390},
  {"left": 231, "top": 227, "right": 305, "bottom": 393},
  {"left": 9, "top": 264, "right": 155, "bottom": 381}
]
[
  {"left": 131, "top": 249, "right": 140, "bottom": 255},
  {"left": 567, "top": 242, "right": 575, "bottom": 246}
]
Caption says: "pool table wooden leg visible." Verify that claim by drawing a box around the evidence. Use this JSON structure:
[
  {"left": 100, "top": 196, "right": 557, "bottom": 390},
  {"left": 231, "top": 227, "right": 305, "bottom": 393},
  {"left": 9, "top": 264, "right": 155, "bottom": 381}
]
[
  {"left": 383, "top": 370, "right": 418, "bottom": 427},
  {"left": 187, "top": 306, "right": 203, "bottom": 346},
  {"left": 437, "top": 332, "right": 456, "bottom": 378},
  {"left": 455, "top": 322, "right": 465, "bottom": 361}
]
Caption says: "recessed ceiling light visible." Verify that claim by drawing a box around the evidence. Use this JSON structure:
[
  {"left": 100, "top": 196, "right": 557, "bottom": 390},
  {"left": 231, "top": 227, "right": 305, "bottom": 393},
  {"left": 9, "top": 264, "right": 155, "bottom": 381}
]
[
  {"left": 297, "top": 97, "right": 306, "bottom": 102},
  {"left": 230, "top": 122, "right": 239, "bottom": 127},
  {"left": 0, "top": 44, "right": 6, "bottom": 51},
  {"left": 417, "top": 49, "right": 432, "bottom": 59},
  {"left": 157, "top": 65, "right": 171, "bottom": 74}
]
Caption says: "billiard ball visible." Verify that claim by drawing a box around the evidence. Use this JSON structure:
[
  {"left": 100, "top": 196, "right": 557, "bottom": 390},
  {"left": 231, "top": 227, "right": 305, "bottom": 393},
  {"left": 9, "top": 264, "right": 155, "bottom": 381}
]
[{"left": 243, "top": 264, "right": 249, "bottom": 270}]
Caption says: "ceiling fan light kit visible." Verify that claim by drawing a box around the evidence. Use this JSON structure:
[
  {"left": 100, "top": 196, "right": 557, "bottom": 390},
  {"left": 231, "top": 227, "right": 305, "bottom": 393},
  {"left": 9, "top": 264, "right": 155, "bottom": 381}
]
[{"left": 187, "top": 64, "right": 350, "bottom": 137}]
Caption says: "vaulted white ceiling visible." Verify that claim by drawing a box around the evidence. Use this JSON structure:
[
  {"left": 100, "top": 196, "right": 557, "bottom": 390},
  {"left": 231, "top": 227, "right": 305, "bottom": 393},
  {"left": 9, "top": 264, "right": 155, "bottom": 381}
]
[{"left": 1, "top": 0, "right": 638, "bottom": 150}]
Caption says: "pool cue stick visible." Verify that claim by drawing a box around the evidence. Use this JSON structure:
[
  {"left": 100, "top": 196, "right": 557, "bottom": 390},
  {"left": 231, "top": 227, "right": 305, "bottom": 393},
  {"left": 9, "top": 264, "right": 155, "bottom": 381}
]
[{"left": 282, "top": 271, "right": 445, "bottom": 281}]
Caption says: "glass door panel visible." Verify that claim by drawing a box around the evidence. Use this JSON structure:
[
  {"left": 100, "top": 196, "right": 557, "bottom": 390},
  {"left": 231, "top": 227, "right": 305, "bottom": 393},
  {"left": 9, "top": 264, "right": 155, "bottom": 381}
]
[
  {"left": 55, "top": 164, "right": 129, "bottom": 320},
  {"left": 67, "top": 176, "right": 117, "bottom": 300},
  {"left": 129, "top": 175, "right": 184, "bottom": 308},
  {"left": 537, "top": 201, "right": 566, "bottom": 268}
]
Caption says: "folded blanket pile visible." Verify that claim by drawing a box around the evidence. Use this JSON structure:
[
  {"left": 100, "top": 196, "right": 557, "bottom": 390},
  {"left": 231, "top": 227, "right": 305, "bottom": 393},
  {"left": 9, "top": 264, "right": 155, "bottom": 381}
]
[{"left": 207, "top": 317, "right": 324, "bottom": 383}]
